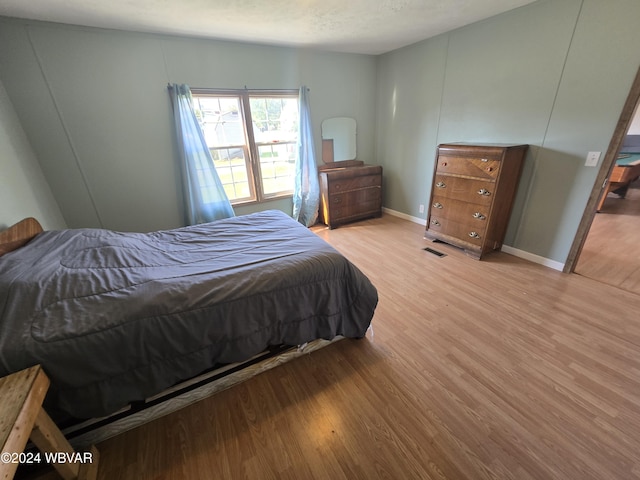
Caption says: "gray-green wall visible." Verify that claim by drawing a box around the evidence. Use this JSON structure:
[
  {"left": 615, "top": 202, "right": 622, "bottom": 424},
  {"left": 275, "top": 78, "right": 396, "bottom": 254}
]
[
  {"left": 0, "top": 79, "right": 66, "bottom": 230},
  {"left": 376, "top": 0, "right": 640, "bottom": 263},
  {"left": 1, "top": 0, "right": 639, "bottom": 264},
  {"left": 0, "top": 19, "right": 377, "bottom": 232}
]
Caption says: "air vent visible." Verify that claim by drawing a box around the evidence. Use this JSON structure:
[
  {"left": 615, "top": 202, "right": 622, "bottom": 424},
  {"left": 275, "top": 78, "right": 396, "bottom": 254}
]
[{"left": 423, "top": 247, "right": 446, "bottom": 257}]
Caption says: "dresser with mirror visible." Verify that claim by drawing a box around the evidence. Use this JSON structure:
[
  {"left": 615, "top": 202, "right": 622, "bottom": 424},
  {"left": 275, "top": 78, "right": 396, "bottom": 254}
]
[{"left": 317, "top": 117, "right": 382, "bottom": 229}]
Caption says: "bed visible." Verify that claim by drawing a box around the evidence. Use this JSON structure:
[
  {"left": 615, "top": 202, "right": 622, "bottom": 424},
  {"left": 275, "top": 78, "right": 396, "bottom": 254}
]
[{"left": 0, "top": 210, "right": 377, "bottom": 422}]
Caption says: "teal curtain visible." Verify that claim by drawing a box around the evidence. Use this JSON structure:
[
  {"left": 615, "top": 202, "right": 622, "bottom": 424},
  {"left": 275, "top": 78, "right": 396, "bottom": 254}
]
[
  {"left": 170, "top": 84, "right": 234, "bottom": 225},
  {"left": 293, "top": 86, "right": 320, "bottom": 227}
]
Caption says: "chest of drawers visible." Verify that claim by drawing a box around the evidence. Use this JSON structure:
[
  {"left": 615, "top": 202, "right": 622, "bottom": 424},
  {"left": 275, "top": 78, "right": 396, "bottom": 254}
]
[
  {"left": 318, "top": 161, "right": 383, "bottom": 229},
  {"left": 425, "top": 143, "right": 527, "bottom": 259}
]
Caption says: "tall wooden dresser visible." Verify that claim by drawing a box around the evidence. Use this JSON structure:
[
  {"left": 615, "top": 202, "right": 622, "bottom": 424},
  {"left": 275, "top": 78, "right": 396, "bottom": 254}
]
[
  {"left": 425, "top": 143, "right": 528, "bottom": 259},
  {"left": 318, "top": 160, "right": 383, "bottom": 229}
]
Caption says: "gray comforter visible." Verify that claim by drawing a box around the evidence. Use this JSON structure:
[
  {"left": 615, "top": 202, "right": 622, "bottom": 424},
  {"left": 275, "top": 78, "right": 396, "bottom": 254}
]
[{"left": 0, "top": 210, "right": 377, "bottom": 418}]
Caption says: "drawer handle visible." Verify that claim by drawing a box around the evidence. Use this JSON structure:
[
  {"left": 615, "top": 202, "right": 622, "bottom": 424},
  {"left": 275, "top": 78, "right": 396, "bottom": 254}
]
[
  {"left": 469, "top": 232, "right": 481, "bottom": 239},
  {"left": 441, "top": 162, "right": 448, "bottom": 167},
  {"left": 481, "top": 158, "right": 488, "bottom": 162},
  {"left": 436, "top": 182, "right": 446, "bottom": 188},
  {"left": 335, "top": 184, "right": 342, "bottom": 190},
  {"left": 431, "top": 220, "right": 441, "bottom": 226},
  {"left": 478, "top": 188, "right": 491, "bottom": 196},
  {"left": 486, "top": 167, "right": 493, "bottom": 172},
  {"left": 433, "top": 202, "right": 443, "bottom": 209},
  {"left": 332, "top": 197, "right": 342, "bottom": 204},
  {"left": 472, "top": 212, "right": 486, "bottom": 220}
]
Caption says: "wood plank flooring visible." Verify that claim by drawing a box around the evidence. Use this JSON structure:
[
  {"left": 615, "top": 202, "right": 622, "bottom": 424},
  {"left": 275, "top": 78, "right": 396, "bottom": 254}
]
[
  {"left": 576, "top": 179, "right": 640, "bottom": 295},
  {"left": 95, "top": 214, "right": 640, "bottom": 480}
]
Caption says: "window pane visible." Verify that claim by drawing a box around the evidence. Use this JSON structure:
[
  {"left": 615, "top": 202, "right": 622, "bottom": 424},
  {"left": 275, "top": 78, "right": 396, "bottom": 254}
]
[
  {"left": 210, "top": 147, "right": 252, "bottom": 201},
  {"left": 192, "top": 94, "right": 253, "bottom": 203},
  {"left": 258, "top": 143, "right": 296, "bottom": 195},
  {"left": 194, "top": 96, "right": 245, "bottom": 148},
  {"left": 251, "top": 96, "right": 298, "bottom": 196},
  {"left": 250, "top": 97, "right": 299, "bottom": 143}
]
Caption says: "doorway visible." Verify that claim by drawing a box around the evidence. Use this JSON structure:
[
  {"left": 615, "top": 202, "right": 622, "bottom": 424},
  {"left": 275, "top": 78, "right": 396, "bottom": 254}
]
[
  {"left": 573, "top": 156, "right": 640, "bottom": 294},
  {"left": 565, "top": 65, "right": 640, "bottom": 295}
]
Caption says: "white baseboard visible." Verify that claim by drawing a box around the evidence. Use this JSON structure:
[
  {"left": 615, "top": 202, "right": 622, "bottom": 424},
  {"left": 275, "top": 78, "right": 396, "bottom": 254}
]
[
  {"left": 500, "top": 245, "right": 564, "bottom": 271},
  {"left": 382, "top": 207, "right": 425, "bottom": 225},
  {"left": 383, "top": 207, "right": 565, "bottom": 272}
]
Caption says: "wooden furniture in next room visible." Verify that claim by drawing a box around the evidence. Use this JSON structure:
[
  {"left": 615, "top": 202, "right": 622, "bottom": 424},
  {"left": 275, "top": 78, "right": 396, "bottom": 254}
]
[
  {"left": 0, "top": 365, "right": 99, "bottom": 479},
  {"left": 425, "top": 143, "right": 528, "bottom": 259},
  {"left": 597, "top": 153, "right": 640, "bottom": 211},
  {"left": 318, "top": 160, "right": 383, "bottom": 229}
]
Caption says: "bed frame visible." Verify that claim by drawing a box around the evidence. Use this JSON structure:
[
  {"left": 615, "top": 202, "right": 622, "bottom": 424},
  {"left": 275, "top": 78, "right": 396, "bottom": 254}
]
[
  {"left": 0, "top": 217, "right": 346, "bottom": 447},
  {"left": 0, "top": 217, "right": 43, "bottom": 257},
  {"left": 64, "top": 337, "right": 341, "bottom": 447}
]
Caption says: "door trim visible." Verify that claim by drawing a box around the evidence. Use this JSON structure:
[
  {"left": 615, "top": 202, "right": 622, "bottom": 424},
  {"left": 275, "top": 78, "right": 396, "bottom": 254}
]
[{"left": 564, "top": 65, "right": 640, "bottom": 273}]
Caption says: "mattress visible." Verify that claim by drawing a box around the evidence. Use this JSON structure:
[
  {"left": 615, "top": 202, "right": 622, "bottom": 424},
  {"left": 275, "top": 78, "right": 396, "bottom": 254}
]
[{"left": 0, "top": 210, "right": 377, "bottom": 418}]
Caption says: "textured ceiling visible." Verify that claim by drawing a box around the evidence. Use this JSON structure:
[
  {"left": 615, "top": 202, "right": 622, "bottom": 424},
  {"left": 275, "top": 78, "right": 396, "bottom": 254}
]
[{"left": 0, "top": 0, "right": 538, "bottom": 55}]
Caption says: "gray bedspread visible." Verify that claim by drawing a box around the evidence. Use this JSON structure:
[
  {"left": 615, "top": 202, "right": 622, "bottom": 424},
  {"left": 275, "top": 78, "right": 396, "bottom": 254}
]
[{"left": 0, "top": 210, "right": 377, "bottom": 418}]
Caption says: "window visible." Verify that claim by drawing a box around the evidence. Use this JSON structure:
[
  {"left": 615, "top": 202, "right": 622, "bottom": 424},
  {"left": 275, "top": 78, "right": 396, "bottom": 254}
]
[{"left": 191, "top": 89, "right": 299, "bottom": 205}]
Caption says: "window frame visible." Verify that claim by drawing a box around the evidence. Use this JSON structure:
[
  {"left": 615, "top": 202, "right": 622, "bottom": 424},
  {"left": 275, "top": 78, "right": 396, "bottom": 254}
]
[{"left": 191, "top": 88, "right": 299, "bottom": 206}]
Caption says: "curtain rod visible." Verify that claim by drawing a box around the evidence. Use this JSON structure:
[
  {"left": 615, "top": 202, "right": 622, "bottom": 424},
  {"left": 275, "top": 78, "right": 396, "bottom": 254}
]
[
  {"left": 243, "top": 85, "right": 309, "bottom": 91},
  {"left": 166, "top": 83, "right": 307, "bottom": 91}
]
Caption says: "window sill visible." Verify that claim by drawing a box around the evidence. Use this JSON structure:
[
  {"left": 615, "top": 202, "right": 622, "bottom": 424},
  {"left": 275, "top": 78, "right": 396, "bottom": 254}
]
[{"left": 231, "top": 194, "right": 293, "bottom": 208}]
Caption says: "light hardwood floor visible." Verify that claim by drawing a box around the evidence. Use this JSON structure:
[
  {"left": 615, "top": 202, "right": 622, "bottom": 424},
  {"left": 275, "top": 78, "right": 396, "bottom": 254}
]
[
  {"left": 95, "top": 214, "right": 640, "bottom": 480},
  {"left": 576, "top": 179, "right": 640, "bottom": 295}
]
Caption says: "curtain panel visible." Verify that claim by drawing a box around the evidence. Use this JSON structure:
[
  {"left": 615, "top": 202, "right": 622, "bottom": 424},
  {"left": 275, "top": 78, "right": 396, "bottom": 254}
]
[
  {"left": 293, "top": 86, "right": 320, "bottom": 227},
  {"left": 170, "top": 84, "right": 234, "bottom": 225}
]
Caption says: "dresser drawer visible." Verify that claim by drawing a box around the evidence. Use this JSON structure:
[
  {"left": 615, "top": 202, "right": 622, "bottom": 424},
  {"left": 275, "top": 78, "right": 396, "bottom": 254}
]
[
  {"left": 427, "top": 216, "right": 486, "bottom": 246},
  {"left": 437, "top": 145, "right": 507, "bottom": 162},
  {"left": 330, "top": 186, "right": 380, "bottom": 206},
  {"left": 432, "top": 175, "right": 495, "bottom": 206},
  {"left": 327, "top": 174, "right": 381, "bottom": 194},
  {"left": 430, "top": 196, "right": 491, "bottom": 226},
  {"left": 330, "top": 197, "right": 381, "bottom": 221},
  {"left": 435, "top": 155, "right": 501, "bottom": 179}
]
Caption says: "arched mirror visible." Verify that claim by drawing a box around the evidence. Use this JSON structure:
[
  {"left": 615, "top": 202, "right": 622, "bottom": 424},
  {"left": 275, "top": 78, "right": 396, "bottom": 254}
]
[{"left": 321, "top": 117, "right": 356, "bottom": 162}]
